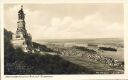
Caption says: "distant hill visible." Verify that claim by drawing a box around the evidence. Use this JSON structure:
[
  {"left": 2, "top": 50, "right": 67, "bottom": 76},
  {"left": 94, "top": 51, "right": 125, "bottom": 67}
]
[{"left": 35, "top": 38, "right": 123, "bottom": 48}]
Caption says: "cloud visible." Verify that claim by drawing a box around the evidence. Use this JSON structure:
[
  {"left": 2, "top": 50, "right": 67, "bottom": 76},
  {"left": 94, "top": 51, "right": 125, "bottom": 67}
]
[
  {"left": 4, "top": 4, "right": 123, "bottom": 40},
  {"left": 34, "top": 13, "right": 123, "bottom": 39}
]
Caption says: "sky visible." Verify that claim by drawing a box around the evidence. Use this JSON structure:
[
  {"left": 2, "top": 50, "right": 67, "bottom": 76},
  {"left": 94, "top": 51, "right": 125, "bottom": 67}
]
[{"left": 4, "top": 3, "right": 123, "bottom": 40}]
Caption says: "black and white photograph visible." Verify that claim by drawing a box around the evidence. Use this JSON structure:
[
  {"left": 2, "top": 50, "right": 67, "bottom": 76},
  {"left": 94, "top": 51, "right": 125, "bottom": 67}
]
[{"left": 4, "top": 3, "right": 124, "bottom": 75}]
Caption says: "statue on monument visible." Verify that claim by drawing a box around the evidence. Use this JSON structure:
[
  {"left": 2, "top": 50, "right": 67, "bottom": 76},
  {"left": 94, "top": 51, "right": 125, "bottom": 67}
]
[{"left": 11, "top": 5, "right": 33, "bottom": 53}]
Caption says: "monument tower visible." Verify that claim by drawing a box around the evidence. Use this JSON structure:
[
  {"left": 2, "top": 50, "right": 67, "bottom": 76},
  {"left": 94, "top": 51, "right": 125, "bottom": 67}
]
[{"left": 12, "top": 6, "right": 33, "bottom": 52}]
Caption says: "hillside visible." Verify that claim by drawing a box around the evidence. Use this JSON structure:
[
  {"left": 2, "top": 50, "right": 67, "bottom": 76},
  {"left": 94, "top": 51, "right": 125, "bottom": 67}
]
[{"left": 4, "top": 29, "right": 96, "bottom": 74}]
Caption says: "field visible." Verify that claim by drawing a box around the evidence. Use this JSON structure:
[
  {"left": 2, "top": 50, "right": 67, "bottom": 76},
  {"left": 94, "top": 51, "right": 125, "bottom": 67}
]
[
  {"left": 62, "top": 56, "right": 123, "bottom": 74},
  {"left": 35, "top": 38, "right": 124, "bottom": 74},
  {"left": 36, "top": 38, "right": 124, "bottom": 61}
]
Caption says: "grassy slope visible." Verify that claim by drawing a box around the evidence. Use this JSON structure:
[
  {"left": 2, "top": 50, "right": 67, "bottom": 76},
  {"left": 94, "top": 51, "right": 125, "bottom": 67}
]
[
  {"left": 62, "top": 56, "right": 124, "bottom": 74},
  {"left": 4, "top": 29, "right": 96, "bottom": 74}
]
